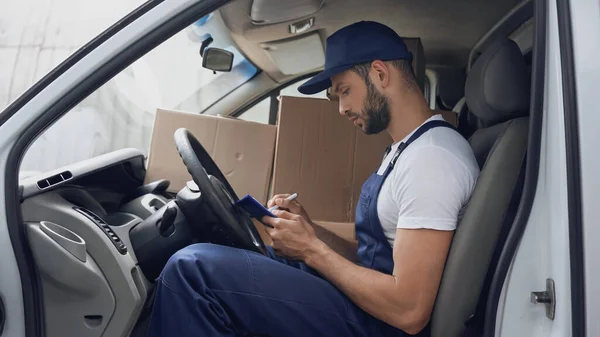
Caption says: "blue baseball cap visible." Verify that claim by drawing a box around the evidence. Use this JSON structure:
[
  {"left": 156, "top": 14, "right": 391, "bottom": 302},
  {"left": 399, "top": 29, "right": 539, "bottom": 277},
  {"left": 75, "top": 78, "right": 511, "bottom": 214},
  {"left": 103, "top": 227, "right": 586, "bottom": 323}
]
[{"left": 298, "top": 21, "right": 413, "bottom": 95}]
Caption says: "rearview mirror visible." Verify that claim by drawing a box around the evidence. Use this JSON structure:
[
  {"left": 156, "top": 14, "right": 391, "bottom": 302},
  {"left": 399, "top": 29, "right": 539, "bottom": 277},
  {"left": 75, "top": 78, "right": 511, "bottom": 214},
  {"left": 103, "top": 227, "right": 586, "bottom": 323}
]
[{"left": 202, "top": 48, "right": 234, "bottom": 72}]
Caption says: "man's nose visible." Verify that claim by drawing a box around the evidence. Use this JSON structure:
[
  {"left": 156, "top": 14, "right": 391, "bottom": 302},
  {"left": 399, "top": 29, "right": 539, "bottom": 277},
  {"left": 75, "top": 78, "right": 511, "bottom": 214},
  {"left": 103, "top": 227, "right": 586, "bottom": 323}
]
[{"left": 339, "top": 101, "right": 349, "bottom": 116}]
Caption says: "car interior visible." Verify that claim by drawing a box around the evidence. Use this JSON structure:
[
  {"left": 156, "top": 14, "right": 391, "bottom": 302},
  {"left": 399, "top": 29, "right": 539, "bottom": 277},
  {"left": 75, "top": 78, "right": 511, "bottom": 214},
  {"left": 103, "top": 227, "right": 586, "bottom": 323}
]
[{"left": 15, "top": 0, "right": 536, "bottom": 336}]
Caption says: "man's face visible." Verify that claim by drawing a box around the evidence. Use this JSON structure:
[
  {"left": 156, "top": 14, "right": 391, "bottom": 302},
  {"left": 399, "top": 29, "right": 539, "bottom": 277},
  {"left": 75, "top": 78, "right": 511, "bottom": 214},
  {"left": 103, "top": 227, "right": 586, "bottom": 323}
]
[{"left": 331, "top": 69, "right": 391, "bottom": 134}]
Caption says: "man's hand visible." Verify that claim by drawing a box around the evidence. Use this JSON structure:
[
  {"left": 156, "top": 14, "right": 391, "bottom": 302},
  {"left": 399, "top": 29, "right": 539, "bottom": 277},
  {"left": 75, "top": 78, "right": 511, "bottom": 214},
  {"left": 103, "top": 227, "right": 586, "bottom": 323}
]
[
  {"left": 261, "top": 210, "right": 325, "bottom": 261},
  {"left": 267, "top": 194, "right": 313, "bottom": 225},
  {"left": 265, "top": 193, "right": 358, "bottom": 261}
]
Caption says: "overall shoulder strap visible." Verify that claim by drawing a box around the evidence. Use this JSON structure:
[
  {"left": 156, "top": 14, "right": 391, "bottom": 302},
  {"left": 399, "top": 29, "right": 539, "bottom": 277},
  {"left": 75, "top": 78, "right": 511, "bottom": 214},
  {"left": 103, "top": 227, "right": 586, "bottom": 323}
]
[
  {"left": 405, "top": 120, "right": 456, "bottom": 147},
  {"left": 386, "top": 119, "right": 456, "bottom": 171}
]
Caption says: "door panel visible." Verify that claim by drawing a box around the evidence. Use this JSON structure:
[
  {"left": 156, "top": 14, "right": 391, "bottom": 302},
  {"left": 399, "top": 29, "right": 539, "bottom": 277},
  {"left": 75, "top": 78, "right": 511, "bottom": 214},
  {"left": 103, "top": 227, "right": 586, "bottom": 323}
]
[{"left": 495, "top": 1, "right": 573, "bottom": 336}]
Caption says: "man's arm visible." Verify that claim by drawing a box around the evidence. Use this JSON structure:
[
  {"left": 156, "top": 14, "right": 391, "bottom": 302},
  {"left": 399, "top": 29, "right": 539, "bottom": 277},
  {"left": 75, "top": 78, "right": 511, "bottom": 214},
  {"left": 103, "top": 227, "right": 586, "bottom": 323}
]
[
  {"left": 305, "top": 227, "right": 453, "bottom": 334},
  {"left": 263, "top": 211, "right": 452, "bottom": 335}
]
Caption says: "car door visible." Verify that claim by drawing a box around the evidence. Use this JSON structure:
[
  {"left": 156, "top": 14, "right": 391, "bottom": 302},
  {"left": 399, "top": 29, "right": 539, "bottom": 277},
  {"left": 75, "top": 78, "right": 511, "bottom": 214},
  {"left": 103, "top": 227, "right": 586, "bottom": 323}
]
[
  {"left": 490, "top": 0, "right": 598, "bottom": 336},
  {"left": 0, "top": 1, "right": 230, "bottom": 336}
]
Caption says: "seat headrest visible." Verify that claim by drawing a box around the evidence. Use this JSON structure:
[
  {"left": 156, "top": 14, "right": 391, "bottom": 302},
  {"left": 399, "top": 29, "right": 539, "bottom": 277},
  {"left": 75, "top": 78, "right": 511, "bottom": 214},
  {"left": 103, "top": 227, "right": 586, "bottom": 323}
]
[{"left": 465, "top": 39, "right": 530, "bottom": 125}]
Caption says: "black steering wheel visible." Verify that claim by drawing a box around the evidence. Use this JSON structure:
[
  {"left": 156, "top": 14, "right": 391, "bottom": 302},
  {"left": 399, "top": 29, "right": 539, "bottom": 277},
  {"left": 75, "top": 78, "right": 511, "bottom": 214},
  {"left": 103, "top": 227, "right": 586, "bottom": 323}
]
[{"left": 173, "top": 128, "right": 266, "bottom": 255}]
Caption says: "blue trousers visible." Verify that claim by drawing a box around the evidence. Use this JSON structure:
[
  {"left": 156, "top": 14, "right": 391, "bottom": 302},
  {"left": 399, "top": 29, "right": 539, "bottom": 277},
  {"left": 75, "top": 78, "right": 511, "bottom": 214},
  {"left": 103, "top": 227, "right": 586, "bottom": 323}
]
[{"left": 146, "top": 243, "right": 410, "bottom": 337}]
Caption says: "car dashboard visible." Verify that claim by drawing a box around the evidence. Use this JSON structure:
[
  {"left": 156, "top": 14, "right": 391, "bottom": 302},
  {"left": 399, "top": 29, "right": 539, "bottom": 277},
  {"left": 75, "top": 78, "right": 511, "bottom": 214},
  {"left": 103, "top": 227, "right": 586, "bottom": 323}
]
[{"left": 18, "top": 148, "right": 173, "bottom": 337}]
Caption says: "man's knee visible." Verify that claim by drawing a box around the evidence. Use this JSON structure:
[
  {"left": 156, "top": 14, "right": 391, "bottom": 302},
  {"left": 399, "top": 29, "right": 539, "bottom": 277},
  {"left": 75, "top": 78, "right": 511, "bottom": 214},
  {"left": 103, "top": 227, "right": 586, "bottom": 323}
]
[
  {"left": 159, "top": 243, "right": 251, "bottom": 291},
  {"left": 161, "top": 243, "right": 229, "bottom": 278}
]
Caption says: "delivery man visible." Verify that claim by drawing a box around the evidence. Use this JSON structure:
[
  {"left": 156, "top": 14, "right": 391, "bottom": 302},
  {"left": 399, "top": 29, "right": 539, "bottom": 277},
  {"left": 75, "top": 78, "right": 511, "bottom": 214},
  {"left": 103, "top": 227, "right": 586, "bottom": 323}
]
[{"left": 147, "top": 21, "right": 480, "bottom": 337}]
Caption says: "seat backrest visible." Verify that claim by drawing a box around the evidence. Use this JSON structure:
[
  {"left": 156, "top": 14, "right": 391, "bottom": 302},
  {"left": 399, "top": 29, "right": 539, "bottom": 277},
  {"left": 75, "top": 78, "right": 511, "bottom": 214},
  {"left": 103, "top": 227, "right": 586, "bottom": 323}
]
[
  {"left": 454, "top": 97, "right": 477, "bottom": 139},
  {"left": 431, "top": 38, "right": 531, "bottom": 337}
]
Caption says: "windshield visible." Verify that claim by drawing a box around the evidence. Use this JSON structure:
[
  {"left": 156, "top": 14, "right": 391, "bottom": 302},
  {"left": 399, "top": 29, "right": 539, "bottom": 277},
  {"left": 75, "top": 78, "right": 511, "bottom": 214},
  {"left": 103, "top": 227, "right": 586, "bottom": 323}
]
[
  {"left": 113, "top": 12, "right": 258, "bottom": 113},
  {"left": 20, "top": 12, "right": 258, "bottom": 176}
]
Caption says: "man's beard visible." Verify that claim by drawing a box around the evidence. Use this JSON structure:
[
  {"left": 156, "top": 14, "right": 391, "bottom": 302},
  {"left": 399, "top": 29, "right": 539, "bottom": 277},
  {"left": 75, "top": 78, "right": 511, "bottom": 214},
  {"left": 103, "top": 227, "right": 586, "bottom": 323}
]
[{"left": 361, "top": 77, "right": 391, "bottom": 134}]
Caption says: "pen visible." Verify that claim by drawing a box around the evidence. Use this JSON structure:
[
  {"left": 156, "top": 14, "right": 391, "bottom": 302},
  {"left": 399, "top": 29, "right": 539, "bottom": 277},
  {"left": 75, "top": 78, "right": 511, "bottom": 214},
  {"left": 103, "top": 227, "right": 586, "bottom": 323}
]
[{"left": 268, "top": 193, "right": 298, "bottom": 212}]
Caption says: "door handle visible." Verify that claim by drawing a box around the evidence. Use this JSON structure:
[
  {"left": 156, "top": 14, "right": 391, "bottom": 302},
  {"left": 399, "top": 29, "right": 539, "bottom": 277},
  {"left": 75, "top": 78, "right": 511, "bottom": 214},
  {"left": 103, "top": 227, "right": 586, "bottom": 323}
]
[{"left": 531, "top": 278, "right": 555, "bottom": 320}]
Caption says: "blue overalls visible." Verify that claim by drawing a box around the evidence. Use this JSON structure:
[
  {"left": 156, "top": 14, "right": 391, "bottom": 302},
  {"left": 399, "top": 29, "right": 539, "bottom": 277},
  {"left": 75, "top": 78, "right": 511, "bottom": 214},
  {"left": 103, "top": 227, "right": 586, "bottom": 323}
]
[{"left": 147, "top": 120, "right": 454, "bottom": 337}]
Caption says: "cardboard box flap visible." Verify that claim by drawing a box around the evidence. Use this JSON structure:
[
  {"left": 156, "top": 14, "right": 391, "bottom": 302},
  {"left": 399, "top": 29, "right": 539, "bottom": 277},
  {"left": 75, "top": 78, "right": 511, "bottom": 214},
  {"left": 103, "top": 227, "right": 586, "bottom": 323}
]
[{"left": 145, "top": 109, "right": 277, "bottom": 203}]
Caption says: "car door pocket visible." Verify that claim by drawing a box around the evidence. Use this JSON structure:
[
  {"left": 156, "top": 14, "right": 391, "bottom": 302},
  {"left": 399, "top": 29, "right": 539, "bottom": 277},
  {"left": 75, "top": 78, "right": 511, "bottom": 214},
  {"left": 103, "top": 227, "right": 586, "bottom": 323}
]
[{"left": 39, "top": 221, "right": 87, "bottom": 262}]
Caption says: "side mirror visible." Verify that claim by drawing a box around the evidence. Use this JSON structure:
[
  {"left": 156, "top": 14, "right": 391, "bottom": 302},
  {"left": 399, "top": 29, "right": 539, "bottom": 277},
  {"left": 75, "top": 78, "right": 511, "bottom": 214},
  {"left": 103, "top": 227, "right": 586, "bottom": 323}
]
[{"left": 202, "top": 47, "right": 234, "bottom": 72}]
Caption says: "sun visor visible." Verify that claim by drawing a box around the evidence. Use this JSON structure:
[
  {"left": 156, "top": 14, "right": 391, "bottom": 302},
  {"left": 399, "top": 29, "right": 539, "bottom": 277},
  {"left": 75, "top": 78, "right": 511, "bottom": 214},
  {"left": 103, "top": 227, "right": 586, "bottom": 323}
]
[
  {"left": 250, "top": 0, "right": 323, "bottom": 25},
  {"left": 260, "top": 32, "right": 325, "bottom": 75}
]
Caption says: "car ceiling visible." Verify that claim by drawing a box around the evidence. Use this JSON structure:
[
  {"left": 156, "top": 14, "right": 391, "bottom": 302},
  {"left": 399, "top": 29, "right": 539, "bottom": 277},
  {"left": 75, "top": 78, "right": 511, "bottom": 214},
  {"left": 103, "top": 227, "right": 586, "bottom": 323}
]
[{"left": 219, "top": 0, "right": 523, "bottom": 83}]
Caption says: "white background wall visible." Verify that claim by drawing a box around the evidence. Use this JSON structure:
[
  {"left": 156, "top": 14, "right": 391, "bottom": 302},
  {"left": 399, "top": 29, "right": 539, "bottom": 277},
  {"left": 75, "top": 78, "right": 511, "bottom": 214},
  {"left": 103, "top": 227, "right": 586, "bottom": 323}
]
[
  {"left": 1, "top": 0, "right": 145, "bottom": 175},
  {"left": 0, "top": 0, "right": 144, "bottom": 109},
  {"left": 1, "top": 1, "right": 259, "bottom": 176}
]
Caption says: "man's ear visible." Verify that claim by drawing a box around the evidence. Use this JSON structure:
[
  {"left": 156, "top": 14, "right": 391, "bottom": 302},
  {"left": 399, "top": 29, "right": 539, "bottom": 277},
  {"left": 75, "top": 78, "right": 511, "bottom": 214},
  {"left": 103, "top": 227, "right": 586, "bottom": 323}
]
[{"left": 370, "top": 60, "right": 390, "bottom": 88}]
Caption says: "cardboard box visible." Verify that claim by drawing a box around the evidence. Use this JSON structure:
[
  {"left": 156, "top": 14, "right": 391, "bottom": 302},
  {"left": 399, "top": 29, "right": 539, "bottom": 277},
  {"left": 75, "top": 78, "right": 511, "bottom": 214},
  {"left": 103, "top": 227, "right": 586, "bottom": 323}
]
[
  {"left": 313, "top": 221, "right": 357, "bottom": 243},
  {"left": 270, "top": 96, "right": 392, "bottom": 223},
  {"left": 144, "top": 109, "right": 277, "bottom": 204}
]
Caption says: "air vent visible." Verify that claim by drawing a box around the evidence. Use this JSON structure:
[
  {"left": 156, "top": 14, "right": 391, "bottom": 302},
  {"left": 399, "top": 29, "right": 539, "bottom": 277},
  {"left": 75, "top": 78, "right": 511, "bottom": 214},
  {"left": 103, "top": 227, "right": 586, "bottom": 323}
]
[
  {"left": 36, "top": 170, "right": 73, "bottom": 189},
  {"left": 73, "top": 207, "right": 127, "bottom": 255}
]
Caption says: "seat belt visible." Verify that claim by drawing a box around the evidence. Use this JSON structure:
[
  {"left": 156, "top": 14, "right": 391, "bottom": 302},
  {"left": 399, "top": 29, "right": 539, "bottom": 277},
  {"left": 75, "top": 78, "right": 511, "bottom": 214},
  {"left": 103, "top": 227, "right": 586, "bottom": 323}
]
[{"left": 463, "top": 155, "right": 527, "bottom": 337}]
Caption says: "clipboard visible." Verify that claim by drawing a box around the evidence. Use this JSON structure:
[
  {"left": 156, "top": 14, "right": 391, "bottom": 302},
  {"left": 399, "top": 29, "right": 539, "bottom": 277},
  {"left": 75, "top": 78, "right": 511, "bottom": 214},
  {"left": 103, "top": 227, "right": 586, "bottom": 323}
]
[{"left": 236, "top": 194, "right": 276, "bottom": 220}]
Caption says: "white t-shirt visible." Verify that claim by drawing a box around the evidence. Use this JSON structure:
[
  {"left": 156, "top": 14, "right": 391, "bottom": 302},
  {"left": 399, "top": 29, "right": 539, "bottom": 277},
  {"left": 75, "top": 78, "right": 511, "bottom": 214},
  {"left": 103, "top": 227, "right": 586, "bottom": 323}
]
[{"left": 375, "top": 115, "right": 480, "bottom": 247}]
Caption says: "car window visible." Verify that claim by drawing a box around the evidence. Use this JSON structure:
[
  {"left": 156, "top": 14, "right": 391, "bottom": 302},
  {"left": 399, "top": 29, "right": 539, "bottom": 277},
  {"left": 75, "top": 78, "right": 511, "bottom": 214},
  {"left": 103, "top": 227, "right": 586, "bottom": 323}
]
[
  {"left": 19, "top": 13, "right": 258, "bottom": 175},
  {"left": 237, "top": 77, "right": 328, "bottom": 125},
  {"left": 238, "top": 97, "right": 272, "bottom": 124}
]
